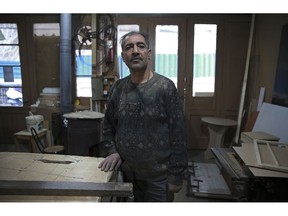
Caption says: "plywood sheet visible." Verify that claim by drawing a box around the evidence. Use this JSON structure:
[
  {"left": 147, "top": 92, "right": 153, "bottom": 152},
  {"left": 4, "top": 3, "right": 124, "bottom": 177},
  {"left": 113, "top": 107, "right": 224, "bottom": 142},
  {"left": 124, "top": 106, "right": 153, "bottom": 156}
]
[
  {"left": 233, "top": 143, "right": 257, "bottom": 167},
  {"left": 253, "top": 102, "right": 288, "bottom": 142}
]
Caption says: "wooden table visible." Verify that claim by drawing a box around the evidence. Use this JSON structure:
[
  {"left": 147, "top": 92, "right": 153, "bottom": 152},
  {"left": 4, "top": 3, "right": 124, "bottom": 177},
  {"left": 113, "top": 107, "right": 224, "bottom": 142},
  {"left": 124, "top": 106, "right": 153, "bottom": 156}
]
[
  {"left": 13, "top": 129, "right": 48, "bottom": 153},
  {"left": 0, "top": 152, "right": 132, "bottom": 202},
  {"left": 201, "top": 117, "right": 237, "bottom": 162}
]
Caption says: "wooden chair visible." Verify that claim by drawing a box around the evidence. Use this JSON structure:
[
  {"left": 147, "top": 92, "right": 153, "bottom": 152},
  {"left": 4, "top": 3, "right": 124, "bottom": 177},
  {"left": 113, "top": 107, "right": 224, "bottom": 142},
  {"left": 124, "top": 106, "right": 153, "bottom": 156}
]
[{"left": 30, "top": 127, "right": 65, "bottom": 154}]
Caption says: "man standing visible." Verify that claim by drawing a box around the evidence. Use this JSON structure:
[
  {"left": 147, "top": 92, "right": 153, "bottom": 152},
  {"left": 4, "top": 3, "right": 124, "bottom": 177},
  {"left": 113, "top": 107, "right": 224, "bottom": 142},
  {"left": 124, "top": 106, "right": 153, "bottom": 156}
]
[{"left": 99, "top": 31, "right": 188, "bottom": 202}]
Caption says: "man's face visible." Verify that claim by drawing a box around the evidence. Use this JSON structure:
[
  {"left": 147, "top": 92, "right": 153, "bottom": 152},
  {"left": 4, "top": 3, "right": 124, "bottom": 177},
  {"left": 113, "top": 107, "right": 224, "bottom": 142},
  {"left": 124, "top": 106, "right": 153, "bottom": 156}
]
[{"left": 121, "top": 34, "right": 151, "bottom": 72}]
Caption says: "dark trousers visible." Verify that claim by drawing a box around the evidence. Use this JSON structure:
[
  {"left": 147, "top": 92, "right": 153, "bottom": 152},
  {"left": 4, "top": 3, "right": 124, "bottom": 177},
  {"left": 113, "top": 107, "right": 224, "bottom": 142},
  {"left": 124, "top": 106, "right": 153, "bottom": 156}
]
[{"left": 130, "top": 171, "right": 174, "bottom": 202}]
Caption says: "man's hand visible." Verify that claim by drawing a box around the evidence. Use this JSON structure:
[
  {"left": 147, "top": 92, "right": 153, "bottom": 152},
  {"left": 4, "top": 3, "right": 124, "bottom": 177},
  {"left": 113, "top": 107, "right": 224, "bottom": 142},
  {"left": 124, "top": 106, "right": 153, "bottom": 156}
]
[
  {"left": 98, "top": 153, "right": 122, "bottom": 172},
  {"left": 168, "top": 183, "right": 183, "bottom": 193}
]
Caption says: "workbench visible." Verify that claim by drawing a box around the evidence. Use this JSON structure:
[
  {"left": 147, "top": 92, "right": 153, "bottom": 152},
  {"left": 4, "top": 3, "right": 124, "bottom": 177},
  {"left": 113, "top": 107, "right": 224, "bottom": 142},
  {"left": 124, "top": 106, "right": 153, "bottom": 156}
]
[
  {"left": 211, "top": 145, "right": 288, "bottom": 201},
  {"left": 0, "top": 152, "right": 132, "bottom": 202}
]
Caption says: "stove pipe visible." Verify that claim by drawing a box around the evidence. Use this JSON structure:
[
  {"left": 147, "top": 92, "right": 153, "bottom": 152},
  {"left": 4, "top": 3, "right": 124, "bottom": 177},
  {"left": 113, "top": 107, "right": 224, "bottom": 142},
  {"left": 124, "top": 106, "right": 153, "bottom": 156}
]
[{"left": 60, "top": 13, "right": 73, "bottom": 114}]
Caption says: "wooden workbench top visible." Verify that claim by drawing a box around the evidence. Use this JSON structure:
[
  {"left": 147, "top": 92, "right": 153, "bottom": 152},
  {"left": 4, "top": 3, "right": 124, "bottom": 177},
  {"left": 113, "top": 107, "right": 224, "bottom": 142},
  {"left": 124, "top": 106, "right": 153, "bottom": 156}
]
[
  {"left": 0, "top": 152, "right": 113, "bottom": 202},
  {"left": 0, "top": 152, "right": 111, "bottom": 183}
]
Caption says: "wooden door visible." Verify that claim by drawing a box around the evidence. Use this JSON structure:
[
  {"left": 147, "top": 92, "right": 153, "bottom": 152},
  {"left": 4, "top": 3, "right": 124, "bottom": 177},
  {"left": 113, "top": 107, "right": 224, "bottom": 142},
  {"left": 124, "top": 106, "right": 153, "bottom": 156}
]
[
  {"left": 181, "top": 15, "right": 252, "bottom": 149},
  {"left": 34, "top": 35, "right": 60, "bottom": 94}
]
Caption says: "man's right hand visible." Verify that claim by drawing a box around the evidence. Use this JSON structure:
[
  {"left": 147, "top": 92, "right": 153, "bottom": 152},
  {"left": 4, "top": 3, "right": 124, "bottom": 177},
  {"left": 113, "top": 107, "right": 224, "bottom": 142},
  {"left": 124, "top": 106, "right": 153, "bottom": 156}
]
[{"left": 98, "top": 153, "right": 122, "bottom": 172}]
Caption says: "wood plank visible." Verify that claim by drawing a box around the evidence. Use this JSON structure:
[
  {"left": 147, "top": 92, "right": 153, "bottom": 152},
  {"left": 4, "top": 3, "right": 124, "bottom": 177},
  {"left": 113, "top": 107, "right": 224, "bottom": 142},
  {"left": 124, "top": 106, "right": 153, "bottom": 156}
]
[
  {"left": 240, "top": 131, "right": 279, "bottom": 143},
  {"left": 0, "top": 180, "right": 133, "bottom": 197}
]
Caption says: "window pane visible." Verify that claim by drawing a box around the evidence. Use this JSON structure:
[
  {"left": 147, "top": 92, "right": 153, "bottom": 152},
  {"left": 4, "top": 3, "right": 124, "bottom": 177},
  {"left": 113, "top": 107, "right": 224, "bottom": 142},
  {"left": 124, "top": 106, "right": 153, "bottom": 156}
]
[
  {"left": 0, "top": 45, "right": 20, "bottom": 62},
  {"left": 0, "top": 66, "right": 21, "bottom": 83},
  {"left": 0, "top": 23, "right": 18, "bottom": 44},
  {"left": 75, "top": 49, "right": 92, "bottom": 97},
  {"left": 117, "top": 25, "right": 139, "bottom": 78},
  {"left": 33, "top": 23, "right": 60, "bottom": 36},
  {"left": 193, "top": 24, "right": 217, "bottom": 97},
  {"left": 0, "top": 87, "right": 22, "bottom": 106},
  {"left": 0, "top": 23, "right": 22, "bottom": 107},
  {"left": 72, "top": 25, "right": 93, "bottom": 98},
  {"left": 155, "top": 25, "right": 178, "bottom": 87}
]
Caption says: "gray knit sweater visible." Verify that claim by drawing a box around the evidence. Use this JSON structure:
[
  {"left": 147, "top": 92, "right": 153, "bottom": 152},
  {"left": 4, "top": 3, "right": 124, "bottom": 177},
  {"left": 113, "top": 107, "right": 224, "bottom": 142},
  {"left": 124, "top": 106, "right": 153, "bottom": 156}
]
[{"left": 102, "top": 72, "right": 188, "bottom": 185}]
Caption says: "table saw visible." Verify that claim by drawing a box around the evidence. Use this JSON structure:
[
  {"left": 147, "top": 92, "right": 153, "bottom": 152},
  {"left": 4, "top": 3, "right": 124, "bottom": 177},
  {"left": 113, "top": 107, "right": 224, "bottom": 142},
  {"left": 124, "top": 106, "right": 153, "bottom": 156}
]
[{"left": 211, "top": 143, "right": 288, "bottom": 201}]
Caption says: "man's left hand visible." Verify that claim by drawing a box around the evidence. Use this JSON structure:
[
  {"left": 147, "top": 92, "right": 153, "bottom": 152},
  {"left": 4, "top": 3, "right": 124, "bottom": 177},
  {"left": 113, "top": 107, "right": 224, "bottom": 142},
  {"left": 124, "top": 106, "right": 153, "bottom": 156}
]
[{"left": 168, "top": 183, "right": 182, "bottom": 193}]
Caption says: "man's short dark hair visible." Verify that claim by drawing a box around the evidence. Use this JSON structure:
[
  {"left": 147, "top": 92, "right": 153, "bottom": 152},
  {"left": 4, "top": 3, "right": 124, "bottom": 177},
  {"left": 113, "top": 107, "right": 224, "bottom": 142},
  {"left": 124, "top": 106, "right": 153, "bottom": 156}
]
[{"left": 120, "top": 31, "right": 150, "bottom": 50}]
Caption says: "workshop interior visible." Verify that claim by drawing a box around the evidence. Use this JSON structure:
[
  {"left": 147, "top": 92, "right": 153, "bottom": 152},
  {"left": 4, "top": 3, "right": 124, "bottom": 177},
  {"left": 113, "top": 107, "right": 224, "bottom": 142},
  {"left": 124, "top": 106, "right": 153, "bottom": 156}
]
[{"left": 1, "top": 13, "right": 288, "bottom": 202}]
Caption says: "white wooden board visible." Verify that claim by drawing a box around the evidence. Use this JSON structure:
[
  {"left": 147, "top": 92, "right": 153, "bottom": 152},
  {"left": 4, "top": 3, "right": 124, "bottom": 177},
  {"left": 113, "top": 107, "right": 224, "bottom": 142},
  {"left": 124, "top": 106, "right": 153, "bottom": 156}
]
[{"left": 253, "top": 102, "right": 288, "bottom": 142}]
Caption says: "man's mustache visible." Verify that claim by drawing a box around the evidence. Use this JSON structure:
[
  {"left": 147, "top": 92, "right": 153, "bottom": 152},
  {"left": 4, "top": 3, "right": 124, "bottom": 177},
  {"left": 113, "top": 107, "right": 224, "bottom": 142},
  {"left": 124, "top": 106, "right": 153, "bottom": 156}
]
[{"left": 130, "top": 57, "right": 143, "bottom": 62}]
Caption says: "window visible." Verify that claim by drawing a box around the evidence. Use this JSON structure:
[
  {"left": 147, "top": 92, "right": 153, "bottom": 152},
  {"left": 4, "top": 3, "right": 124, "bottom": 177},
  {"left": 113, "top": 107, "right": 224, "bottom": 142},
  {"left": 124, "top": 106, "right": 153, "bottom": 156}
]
[
  {"left": 155, "top": 25, "right": 178, "bottom": 87},
  {"left": 75, "top": 49, "right": 92, "bottom": 97},
  {"left": 0, "top": 23, "right": 22, "bottom": 107},
  {"left": 73, "top": 25, "right": 93, "bottom": 97},
  {"left": 192, "top": 24, "right": 217, "bottom": 97}
]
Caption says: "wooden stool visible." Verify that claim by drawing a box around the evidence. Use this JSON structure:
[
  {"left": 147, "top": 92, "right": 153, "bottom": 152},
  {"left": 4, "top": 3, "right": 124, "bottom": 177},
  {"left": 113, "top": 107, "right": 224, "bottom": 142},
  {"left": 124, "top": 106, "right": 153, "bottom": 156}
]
[
  {"left": 14, "top": 129, "right": 48, "bottom": 153},
  {"left": 201, "top": 117, "right": 237, "bottom": 162}
]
